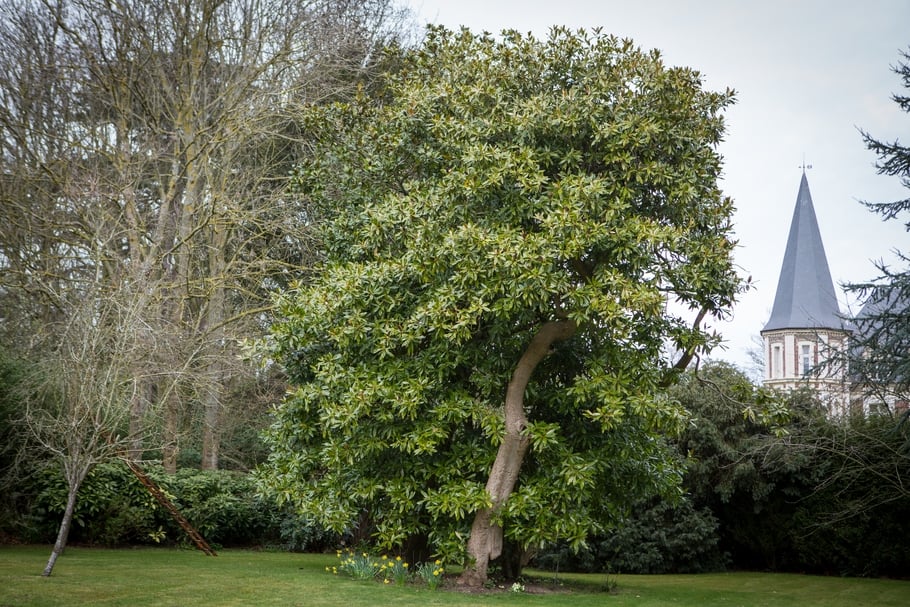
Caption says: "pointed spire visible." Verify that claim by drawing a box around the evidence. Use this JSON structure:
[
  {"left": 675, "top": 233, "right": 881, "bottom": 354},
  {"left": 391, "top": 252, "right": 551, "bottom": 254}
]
[{"left": 763, "top": 172, "right": 843, "bottom": 332}]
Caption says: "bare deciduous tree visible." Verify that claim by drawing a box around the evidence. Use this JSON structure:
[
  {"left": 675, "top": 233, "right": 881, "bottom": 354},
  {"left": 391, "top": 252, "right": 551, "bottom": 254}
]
[
  {"left": 1, "top": 0, "right": 411, "bottom": 470},
  {"left": 20, "top": 284, "right": 168, "bottom": 576}
]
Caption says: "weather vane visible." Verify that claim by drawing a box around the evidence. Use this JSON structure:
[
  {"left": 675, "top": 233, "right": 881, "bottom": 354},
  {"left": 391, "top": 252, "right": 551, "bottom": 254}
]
[{"left": 799, "top": 155, "right": 813, "bottom": 172}]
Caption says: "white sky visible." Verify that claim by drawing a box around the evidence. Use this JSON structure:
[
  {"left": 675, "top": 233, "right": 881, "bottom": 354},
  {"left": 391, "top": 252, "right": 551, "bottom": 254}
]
[{"left": 409, "top": 0, "right": 910, "bottom": 372}]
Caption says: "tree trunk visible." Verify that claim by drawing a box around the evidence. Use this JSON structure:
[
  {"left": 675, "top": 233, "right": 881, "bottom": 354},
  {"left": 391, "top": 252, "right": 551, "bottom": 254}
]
[
  {"left": 200, "top": 375, "right": 222, "bottom": 470},
  {"left": 160, "top": 137, "right": 199, "bottom": 472},
  {"left": 458, "top": 319, "right": 576, "bottom": 587},
  {"left": 128, "top": 379, "right": 154, "bottom": 461},
  {"left": 42, "top": 467, "right": 88, "bottom": 577},
  {"left": 201, "top": 225, "right": 228, "bottom": 471},
  {"left": 128, "top": 387, "right": 145, "bottom": 461},
  {"left": 162, "top": 391, "right": 179, "bottom": 473}
]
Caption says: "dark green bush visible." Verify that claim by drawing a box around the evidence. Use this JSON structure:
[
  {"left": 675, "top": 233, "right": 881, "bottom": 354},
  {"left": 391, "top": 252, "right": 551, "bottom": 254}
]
[
  {"left": 275, "top": 509, "right": 339, "bottom": 552},
  {"left": 672, "top": 363, "right": 910, "bottom": 577},
  {"left": 599, "top": 499, "right": 728, "bottom": 574},
  {"left": 784, "top": 416, "right": 910, "bottom": 577},
  {"left": 26, "top": 462, "right": 336, "bottom": 549},
  {"left": 535, "top": 497, "right": 727, "bottom": 574},
  {"left": 32, "top": 462, "right": 159, "bottom": 545},
  {"left": 154, "top": 468, "right": 272, "bottom": 546},
  {"left": 537, "top": 364, "right": 910, "bottom": 578}
]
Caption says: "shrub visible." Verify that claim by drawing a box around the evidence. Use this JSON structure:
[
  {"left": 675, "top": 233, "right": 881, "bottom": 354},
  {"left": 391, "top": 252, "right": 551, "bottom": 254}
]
[
  {"left": 0, "top": 352, "right": 34, "bottom": 540},
  {"left": 276, "top": 509, "right": 339, "bottom": 552},
  {"left": 155, "top": 468, "right": 272, "bottom": 546},
  {"left": 26, "top": 462, "right": 336, "bottom": 548},
  {"left": 599, "top": 498, "right": 728, "bottom": 574},
  {"left": 670, "top": 363, "right": 910, "bottom": 577},
  {"left": 32, "top": 462, "right": 159, "bottom": 545},
  {"left": 535, "top": 496, "right": 727, "bottom": 574}
]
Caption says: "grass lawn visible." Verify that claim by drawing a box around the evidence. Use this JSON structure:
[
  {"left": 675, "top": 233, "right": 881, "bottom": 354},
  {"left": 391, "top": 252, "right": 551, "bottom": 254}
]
[{"left": 1, "top": 546, "right": 908, "bottom": 607}]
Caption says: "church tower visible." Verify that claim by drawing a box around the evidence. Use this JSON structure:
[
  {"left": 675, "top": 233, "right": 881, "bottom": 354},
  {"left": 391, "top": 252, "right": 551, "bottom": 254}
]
[{"left": 761, "top": 171, "right": 850, "bottom": 413}]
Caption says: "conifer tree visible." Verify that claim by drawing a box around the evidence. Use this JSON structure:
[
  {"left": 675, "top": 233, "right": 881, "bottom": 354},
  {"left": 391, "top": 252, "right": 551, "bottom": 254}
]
[{"left": 850, "top": 48, "right": 910, "bottom": 407}]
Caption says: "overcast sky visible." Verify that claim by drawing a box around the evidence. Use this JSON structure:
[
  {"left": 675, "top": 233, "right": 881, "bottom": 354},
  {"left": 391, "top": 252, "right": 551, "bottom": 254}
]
[{"left": 409, "top": 0, "right": 910, "bottom": 372}]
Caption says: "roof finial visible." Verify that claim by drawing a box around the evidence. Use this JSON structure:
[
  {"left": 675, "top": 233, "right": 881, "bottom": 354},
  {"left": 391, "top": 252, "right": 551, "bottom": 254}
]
[{"left": 799, "top": 154, "right": 813, "bottom": 173}]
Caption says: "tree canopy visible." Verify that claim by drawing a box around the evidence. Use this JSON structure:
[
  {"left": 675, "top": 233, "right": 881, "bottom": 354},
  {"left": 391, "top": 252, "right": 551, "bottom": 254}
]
[{"left": 259, "top": 26, "right": 741, "bottom": 586}]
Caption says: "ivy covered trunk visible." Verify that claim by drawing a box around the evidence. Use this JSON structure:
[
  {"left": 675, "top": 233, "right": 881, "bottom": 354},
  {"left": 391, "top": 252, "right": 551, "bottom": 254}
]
[{"left": 459, "top": 320, "right": 576, "bottom": 587}]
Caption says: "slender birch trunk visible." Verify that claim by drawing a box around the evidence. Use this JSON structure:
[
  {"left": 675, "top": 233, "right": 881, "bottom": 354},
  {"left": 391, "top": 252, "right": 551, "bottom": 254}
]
[{"left": 42, "top": 464, "right": 90, "bottom": 577}]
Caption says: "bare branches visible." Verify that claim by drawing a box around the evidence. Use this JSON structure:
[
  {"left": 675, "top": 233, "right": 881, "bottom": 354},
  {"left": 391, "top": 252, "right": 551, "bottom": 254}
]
[{"left": 2, "top": 0, "right": 412, "bottom": 469}]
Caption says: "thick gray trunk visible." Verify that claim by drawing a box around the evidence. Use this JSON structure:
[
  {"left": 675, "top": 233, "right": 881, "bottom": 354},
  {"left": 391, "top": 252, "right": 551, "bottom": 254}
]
[
  {"left": 160, "top": 139, "right": 200, "bottom": 472},
  {"left": 201, "top": 233, "right": 227, "bottom": 471},
  {"left": 459, "top": 319, "right": 576, "bottom": 587},
  {"left": 200, "top": 380, "right": 222, "bottom": 471}
]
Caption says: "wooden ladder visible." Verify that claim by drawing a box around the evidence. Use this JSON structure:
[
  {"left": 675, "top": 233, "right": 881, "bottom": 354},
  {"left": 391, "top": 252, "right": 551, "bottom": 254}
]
[{"left": 124, "top": 459, "right": 218, "bottom": 557}]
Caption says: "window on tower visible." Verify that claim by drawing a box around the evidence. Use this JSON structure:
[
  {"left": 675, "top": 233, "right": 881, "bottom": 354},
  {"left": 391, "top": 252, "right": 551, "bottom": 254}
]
[{"left": 801, "top": 344, "right": 811, "bottom": 376}]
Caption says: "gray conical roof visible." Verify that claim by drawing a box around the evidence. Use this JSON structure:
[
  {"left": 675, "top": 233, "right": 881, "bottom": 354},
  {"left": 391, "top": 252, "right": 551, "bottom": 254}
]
[{"left": 762, "top": 173, "right": 843, "bottom": 332}]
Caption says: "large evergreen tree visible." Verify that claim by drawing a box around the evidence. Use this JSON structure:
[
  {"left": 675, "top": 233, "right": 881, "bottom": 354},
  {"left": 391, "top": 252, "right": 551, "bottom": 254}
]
[{"left": 259, "top": 27, "right": 741, "bottom": 586}]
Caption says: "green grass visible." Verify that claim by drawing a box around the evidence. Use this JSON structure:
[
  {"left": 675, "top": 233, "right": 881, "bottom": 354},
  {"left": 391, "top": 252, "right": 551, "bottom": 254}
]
[{"left": 1, "top": 546, "right": 908, "bottom": 607}]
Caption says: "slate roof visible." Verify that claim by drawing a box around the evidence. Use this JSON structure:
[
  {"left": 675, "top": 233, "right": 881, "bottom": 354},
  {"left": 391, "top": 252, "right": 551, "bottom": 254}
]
[
  {"left": 762, "top": 173, "right": 844, "bottom": 332},
  {"left": 853, "top": 286, "right": 908, "bottom": 338}
]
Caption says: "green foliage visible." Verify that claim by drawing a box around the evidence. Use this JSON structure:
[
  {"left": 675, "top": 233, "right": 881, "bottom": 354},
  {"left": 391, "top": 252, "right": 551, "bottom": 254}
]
[
  {"left": 33, "top": 462, "right": 158, "bottom": 545},
  {"left": 668, "top": 364, "right": 826, "bottom": 570},
  {"left": 0, "top": 351, "right": 23, "bottom": 461},
  {"left": 27, "top": 462, "right": 336, "bottom": 549},
  {"left": 260, "top": 25, "right": 740, "bottom": 565},
  {"left": 536, "top": 498, "right": 727, "bottom": 574},
  {"left": 277, "top": 509, "right": 339, "bottom": 552},
  {"left": 783, "top": 416, "right": 910, "bottom": 577},
  {"left": 535, "top": 362, "right": 910, "bottom": 578},
  {"left": 415, "top": 559, "right": 446, "bottom": 590},
  {"left": 159, "top": 468, "right": 269, "bottom": 545},
  {"left": 600, "top": 499, "right": 726, "bottom": 574},
  {"left": 335, "top": 549, "right": 386, "bottom": 580},
  {"left": 669, "top": 362, "right": 910, "bottom": 577},
  {"left": 671, "top": 363, "right": 813, "bottom": 507}
]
